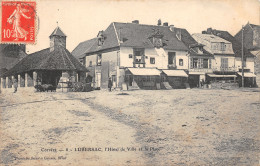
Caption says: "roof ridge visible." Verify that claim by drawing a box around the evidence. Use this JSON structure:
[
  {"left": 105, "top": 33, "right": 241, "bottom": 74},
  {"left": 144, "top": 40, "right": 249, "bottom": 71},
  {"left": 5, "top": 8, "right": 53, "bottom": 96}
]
[
  {"left": 62, "top": 47, "right": 76, "bottom": 70},
  {"left": 113, "top": 22, "right": 120, "bottom": 46}
]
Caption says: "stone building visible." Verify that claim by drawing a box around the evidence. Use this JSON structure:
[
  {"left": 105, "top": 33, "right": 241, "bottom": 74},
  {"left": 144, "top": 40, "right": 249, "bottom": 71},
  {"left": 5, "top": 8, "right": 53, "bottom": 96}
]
[
  {"left": 1, "top": 26, "right": 88, "bottom": 92},
  {"left": 72, "top": 21, "right": 191, "bottom": 90}
]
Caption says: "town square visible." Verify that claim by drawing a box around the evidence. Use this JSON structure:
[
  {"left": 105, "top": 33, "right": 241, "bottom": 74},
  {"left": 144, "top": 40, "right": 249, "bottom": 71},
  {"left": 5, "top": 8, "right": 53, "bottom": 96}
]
[{"left": 0, "top": 0, "right": 259, "bottom": 165}]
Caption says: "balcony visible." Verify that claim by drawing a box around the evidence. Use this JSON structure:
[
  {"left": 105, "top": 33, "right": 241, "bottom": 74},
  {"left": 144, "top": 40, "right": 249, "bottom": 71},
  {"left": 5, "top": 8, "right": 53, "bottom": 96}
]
[
  {"left": 168, "top": 64, "right": 177, "bottom": 69},
  {"left": 212, "top": 67, "right": 236, "bottom": 72}
]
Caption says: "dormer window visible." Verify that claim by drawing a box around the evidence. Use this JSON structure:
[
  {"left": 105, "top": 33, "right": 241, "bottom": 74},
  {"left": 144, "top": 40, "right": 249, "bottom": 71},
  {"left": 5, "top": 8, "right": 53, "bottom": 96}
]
[
  {"left": 149, "top": 28, "right": 164, "bottom": 48},
  {"left": 153, "top": 37, "right": 163, "bottom": 48},
  {"left": 98, "top": 37, "right": 104, "bottom": 46},
  {"left": 97, "top": 31, "right": 105, "bottom": 46},
  {"left": 220, "top": 42, "right": 226, "bottom": 51}
]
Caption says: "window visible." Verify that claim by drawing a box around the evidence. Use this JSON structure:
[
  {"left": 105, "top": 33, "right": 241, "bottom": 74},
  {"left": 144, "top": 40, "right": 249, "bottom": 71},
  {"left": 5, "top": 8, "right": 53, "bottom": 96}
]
[
  {"left": 98, "top": 38, "right": 104, "bottom": 46},
  {"left": 203, "top": 59, "right": 208, "bottom": 68},
  {"left": 97, "top": 54, "right": 102, "bottom": 66},
  {"left": 220, "top": 42, "right": 226, "bottom": 51},
  {"left": 89, "top": 61, "right": 92, "bottom": 67},
  {"left": 168, "top": 52, "right": 176, "bottom": 65},
  {"left": 179, "top": 59, "right": 183, "bottom": 66},
  {"left": 129, "top": 54, "right": 132, "bottom": 58},
  {"left": 209, "top": 59, "right": 212, "bottom": 69},
  {"left": 133, "top": 48, "right": 145, "bottom": 63},
  {"left": 150, "top": 57, "right": 155, "bottom": 64},
  {"left": 221, "top": 58, "right": 228, "bottom": 69},
  {"left": 192, "top": 58, "right": 198, "bottom": 68}
]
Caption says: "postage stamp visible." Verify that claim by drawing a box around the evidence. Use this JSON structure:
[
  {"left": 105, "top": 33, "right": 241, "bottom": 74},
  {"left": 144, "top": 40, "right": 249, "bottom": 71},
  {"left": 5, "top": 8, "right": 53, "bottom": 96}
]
[{"left": 1, "top": 1, "right": 36, "bottom": 44}]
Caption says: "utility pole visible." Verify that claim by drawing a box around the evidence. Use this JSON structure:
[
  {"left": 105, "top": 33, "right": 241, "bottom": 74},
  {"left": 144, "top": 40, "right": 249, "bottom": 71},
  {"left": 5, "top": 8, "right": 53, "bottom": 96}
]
[{"left": 241, "top": 25, "right": 244, "bottom": 88}]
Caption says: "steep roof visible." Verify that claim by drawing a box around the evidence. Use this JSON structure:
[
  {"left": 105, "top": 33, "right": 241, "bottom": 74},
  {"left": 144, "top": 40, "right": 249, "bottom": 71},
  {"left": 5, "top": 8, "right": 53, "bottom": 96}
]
[
  {"left": 180, "top": 29, "right": 213, "bottom": 57},
  {"left": 193, "top": 33, "right": 231, "bottom": 43},
  {"left": 213, "top": 29, "right": 255, "bottom": 58},
  {"left": 71, "top": 38, "right": 97, "bottom": 59},
  {"left": 72, "top": 22, "right": 189, "bottom": 57},
  {"left": 50, "top": 27, "right": 67, "bottom": 37},
  {"left": 3, "top": 46, "right": 87, "bottom": 77}
]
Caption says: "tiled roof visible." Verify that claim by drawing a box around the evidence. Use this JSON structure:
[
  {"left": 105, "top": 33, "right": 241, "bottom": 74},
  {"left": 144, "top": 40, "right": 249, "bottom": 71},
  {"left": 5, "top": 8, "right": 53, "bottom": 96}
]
[
  {"left": 71, "top": 38, "right": 97, "bottom": 59},
  {"left": 193, "top": 33, "right": 231, "bottom": 43},
  {"left": 3, "top": 46, "right": 87, "bottom": 77},
  {"left": 213, "top": 30, "right": 255, "bottom": 58},
  {"left": 180, "top": 29, "right": 213, "bottom": 57},
  {"left": 72, "top": 22, "right": 189, "bottom": 57},
  {"left": 50, "top": 27, "right": 67, "bottom": 37}
]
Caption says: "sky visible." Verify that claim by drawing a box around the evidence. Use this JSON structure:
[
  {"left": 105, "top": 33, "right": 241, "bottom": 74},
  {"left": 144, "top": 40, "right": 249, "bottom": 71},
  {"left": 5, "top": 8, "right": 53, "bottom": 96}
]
[{"left": 25, "top": 0, "right": 259, "bottom": 54}]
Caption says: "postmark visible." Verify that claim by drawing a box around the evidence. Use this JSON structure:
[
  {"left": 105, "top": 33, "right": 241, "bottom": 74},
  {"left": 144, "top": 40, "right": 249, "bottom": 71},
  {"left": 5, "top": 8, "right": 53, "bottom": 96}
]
[{"left": 1, "top": 1, "right": 36, "bottom": 44}]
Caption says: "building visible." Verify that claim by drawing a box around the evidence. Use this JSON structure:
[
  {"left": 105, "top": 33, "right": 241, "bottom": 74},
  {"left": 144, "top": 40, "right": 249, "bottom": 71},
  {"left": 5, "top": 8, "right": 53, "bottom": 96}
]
[
  {"left": 234, "top": 23, "right": 260, "bottom": 53},
  {"left": 72, "top": 21, "right": 191, "bottom": 90},
  {"left": 0, "top": 44, "right": 27, "bottom": 76},
  {"left": 193, "top": 28, "right": 256, "bottom": 87},
  {"left": 234, "top": 23, "right": 260, "bottom": 86},
  {"left": 1, "top": 27, "right": 88, "bottom": 92}
]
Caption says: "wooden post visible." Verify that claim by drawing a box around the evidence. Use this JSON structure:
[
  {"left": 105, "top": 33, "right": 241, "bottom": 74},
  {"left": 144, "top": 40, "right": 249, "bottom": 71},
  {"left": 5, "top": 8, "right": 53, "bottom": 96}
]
[
  {"left": 18, "top": 75, "right": 21, "bottom": 87},
  {"left": 33, "top": 71, "right": 37, "bottom": 86},
  {"left": 25, "top": 73, "right": 28, "bottom": 87},
  {"left": 241, "top": 25, "right": 244, "bottom": 87}
]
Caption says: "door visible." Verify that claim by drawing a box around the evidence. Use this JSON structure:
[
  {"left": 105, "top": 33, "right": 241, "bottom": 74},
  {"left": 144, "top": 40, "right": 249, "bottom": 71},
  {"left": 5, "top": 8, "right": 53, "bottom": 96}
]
[{"left": 96, "top": 72, "right": 101, "bottom": 88}]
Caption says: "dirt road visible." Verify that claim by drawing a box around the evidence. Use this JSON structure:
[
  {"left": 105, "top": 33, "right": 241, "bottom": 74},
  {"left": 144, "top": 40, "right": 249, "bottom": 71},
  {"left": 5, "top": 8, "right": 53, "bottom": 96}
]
[{"left": 0, "top": 89, "right": 259, "bottom": 166}]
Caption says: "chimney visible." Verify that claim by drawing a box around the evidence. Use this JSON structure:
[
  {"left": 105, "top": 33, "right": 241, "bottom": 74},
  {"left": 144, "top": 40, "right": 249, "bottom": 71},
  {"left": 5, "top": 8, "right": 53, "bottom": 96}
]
[
  {"left": 212, "top": 29, "right": 217, "bottom": 35},
  {"left": 207, "top": 28, "right": 212, "bottom": 34},
  {"left": 157, "top": 19, "right": 162, "bottom": 26},
  {"left": 169, "top": 25, "right": 174, "bottom": 32},
  {"left": 132, "top": 20, "right": 139, "bottom": 24},
  {"left": 163, "top": 22, "right": 168, "bottom": 26}
]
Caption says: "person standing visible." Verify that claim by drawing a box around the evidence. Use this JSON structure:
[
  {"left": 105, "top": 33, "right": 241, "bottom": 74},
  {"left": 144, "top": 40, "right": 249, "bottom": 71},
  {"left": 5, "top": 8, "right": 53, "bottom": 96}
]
[
  {"left": 13, "top": 78, "right": 18, "bottom": 93},
  {"left": 108, "top": 77, "right": 112, "bottom": 92}
]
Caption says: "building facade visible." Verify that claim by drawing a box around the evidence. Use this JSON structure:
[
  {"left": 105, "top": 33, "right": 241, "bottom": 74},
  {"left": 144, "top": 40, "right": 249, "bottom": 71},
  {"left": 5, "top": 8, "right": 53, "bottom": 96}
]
[
  {"left": 193, "top": 28, "right": 256, "bottom": 87},
  {"left": 72, "top": 21, "right": 190, "bottom": 90}
]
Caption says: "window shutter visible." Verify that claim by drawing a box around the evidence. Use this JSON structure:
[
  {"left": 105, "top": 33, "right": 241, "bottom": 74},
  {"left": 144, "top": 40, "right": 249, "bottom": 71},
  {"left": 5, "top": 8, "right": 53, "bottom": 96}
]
[
  {"left": 209, "top": 59, "right": 211, "bottom": 69},
  {"left": 190, "top": 58, "right": 193, "bottom": 68}
]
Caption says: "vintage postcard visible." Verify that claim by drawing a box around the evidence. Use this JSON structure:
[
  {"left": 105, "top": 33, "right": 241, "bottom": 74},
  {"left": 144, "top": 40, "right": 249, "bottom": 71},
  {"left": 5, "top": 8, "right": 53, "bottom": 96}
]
[{"left": 0, "top": 0, "right": 259, "bottom": 165}]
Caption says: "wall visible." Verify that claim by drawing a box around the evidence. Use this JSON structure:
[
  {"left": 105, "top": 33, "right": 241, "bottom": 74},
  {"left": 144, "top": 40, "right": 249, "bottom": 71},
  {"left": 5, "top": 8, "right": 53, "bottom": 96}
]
[
  {"left": 235, "top": 57, "right": 255, "bottom": 73},
  {"left": 212, "top": 55, "right": 236, "bottom": 71},
  {"left": 120, "top": 47, "right": 188, "bottom": 69},
  {"left": 85, "top": 54, "right": 97, "bottom": 67},
  {"left": 101, "top": 50, "right": 118, "bottom": 89}
]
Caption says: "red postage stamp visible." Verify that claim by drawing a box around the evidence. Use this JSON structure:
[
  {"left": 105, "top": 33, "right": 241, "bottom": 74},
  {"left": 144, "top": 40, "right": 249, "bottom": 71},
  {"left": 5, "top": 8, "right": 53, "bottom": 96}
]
[{"left": 1, "top": 1, "right": 36, "bottom": 44}]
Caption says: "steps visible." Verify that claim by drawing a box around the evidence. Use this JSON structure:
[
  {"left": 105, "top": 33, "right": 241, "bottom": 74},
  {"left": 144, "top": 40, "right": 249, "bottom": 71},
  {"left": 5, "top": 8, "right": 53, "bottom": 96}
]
[{"left": 162, "top": 82, "right": 173, "bottom": 90}]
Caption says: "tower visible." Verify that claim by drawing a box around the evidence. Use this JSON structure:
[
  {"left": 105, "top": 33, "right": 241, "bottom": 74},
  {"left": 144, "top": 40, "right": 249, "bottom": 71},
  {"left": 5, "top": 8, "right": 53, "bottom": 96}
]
[{"left": 49, "top": 26, "right": 67, "bottom": 51}]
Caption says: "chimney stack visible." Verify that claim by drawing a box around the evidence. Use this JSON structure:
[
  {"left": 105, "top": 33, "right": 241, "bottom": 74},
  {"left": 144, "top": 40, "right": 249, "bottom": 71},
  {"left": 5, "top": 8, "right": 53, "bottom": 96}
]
[
  {"left": 163, "top": 22, "right": 168, "bottom": 26},
  {"left": 207, "top": 28, "right": 212, "bottom": 34},
  {"left": 132, "top": 20, "right": 139, "bottom": 24},
  {"left": 157, "top": 19, "right": 162, "bottom": 26}
]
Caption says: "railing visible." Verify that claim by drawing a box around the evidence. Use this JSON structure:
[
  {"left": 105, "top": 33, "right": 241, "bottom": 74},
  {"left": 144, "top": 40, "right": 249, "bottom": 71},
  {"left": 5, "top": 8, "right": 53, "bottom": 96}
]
[
  {"left": 212, "top": 67, "right": 236, "bottom": 72},
  {"left": 168, "top": 64, "right": 177, "bottom": 69},
  {"left": 189, "top": 68, "right": 213, "bottom": 73}
]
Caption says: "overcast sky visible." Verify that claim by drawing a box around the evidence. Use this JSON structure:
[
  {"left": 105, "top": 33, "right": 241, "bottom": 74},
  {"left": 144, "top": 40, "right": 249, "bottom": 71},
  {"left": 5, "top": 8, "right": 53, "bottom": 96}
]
[{"left": 26, "top": 0, "right": 259, "bottom": 54}]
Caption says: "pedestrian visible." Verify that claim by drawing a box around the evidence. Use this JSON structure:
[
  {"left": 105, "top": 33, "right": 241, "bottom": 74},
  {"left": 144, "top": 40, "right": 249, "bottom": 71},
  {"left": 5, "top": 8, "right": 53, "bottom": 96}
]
[
  {"left": 108, "top": 77, "right": 112, "bottom": 92},
  {"left": 13, "top": 78, "right": 18, "bottom": 93}
]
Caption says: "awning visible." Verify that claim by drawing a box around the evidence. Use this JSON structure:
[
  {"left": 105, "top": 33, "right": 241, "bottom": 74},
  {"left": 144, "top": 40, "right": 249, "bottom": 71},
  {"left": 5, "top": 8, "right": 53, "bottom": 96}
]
[
  {"left": 207, "top": 74, "right": 237, "bottom": 78},
  {"left": 127, "top": 68, "right": 161, "bottom": 76},
  {"left": 162, "top": 70, "right": 188, "bottom": 77},
  {"left": 237, "top": 72, "right": 256, "bottom": 77}
]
